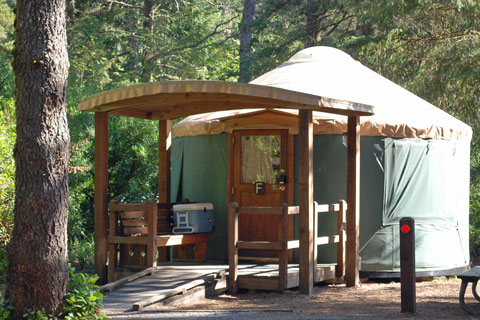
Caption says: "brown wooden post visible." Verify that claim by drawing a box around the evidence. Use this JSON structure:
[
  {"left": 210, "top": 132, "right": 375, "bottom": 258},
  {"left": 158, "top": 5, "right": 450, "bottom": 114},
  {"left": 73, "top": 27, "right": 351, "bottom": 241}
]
[
  {"left": 228, "top": 202, "right": 239, "bottom": 294},
  {"left": 299, "top": 109, "right": 314, "bottom": 295},
  {"left": 336, "top": 199, "right": 346, "bottom": 279},
  {"left": 158, "top": 120, "right": 171, "bottom": 202},
  {"left": 158, "top": 120, "right": 171, "bottom": 262},
  {"left": 278, "top": 203, "right": 289, "bottom": 290},
  {"left": 107, "top": 200, "right": 118, "bottom": 283},
  {"left": 146, "top": 201, "right": 158, "bottom": 268},
  {"left": 346, "top": 116, "right": 360, "bottom": 287},
  {"left": 94, "top": 112, "right": 109, "bottom": 284}
]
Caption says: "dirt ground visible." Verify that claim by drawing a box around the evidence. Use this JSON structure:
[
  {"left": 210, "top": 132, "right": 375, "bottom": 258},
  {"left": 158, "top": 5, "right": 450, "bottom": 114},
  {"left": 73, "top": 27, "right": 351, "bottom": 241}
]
[{"left": 146, "top": 277, "right": 480, "bottom": 319}]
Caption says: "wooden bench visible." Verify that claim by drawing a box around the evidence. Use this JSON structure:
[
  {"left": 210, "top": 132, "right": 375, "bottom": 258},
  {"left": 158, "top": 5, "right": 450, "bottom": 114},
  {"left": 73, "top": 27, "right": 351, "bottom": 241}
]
[
  {"left": 458, "top": 267, "right": 480, "bottom": 314},
  {"left": 107, "top": 200, "right": 211, "bottom": 282}
]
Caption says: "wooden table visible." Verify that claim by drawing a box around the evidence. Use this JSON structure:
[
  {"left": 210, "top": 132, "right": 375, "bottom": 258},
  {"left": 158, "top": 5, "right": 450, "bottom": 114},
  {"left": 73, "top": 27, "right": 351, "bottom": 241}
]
[{"left": 458, "top": 267, "right": 480, "bottom": 314}]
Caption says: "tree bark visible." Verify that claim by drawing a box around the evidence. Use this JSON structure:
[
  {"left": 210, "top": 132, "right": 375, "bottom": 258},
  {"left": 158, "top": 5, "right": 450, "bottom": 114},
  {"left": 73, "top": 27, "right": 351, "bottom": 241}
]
[
  {"left": 238, "top": 0, "right": 256, "bottom": 83},
  {"left": 6, "top": 0, "right": 70, "bottom": 317},
  {"left": 143, "top": 0, "right": 155, "bottom": 35},
  {"left": 304, "top": 0, "right": 322, "bottom": 48},
  {"left": 141, "top": 0, "right": 156, "bottom": 82}
]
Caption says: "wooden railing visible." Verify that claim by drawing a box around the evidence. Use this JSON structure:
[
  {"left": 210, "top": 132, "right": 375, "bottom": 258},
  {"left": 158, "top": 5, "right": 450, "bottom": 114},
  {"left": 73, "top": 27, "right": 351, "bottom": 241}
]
[
  {"left": 228, "top": 200, "right": 346, "bottom": 293},
  {"left": 108, "top": 201, "right": 211, "bottom": 283}
]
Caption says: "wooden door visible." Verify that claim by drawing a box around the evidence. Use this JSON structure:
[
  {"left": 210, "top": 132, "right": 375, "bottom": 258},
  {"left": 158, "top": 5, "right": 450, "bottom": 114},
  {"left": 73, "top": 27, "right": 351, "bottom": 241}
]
[{"left": 232, "top": 129, "right": 290, "bottom": 258}]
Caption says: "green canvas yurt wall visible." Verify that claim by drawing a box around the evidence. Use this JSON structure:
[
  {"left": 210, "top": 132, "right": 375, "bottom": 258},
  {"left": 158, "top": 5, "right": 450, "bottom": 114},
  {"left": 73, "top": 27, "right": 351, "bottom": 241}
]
[{"left": 170, "top": 133, "right": 470, "bottom": 274}]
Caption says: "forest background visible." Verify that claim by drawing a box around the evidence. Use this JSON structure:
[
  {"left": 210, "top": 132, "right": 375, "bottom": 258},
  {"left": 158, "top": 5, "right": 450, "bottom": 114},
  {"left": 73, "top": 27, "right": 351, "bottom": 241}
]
[{"left": 0, "top": 0, "right": 478, "bottom": 276}]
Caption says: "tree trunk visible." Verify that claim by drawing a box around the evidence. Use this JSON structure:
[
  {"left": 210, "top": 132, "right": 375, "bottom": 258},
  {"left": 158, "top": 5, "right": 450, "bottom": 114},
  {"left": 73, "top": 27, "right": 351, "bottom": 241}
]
[
  {"left": 238, "top": 0, "right": 256, "bottom": 83},
  {"left": 143, "top": 0, "right": 155, "bottom": 35},
  {"left": 6, "top": 0, "right": 70, "bottom": 317},
  {"left": 304, "top": 0, "right": 321, "bottom": 48},
  {"left": 141, "top": 0, "right": 156, "bottom": 82}
]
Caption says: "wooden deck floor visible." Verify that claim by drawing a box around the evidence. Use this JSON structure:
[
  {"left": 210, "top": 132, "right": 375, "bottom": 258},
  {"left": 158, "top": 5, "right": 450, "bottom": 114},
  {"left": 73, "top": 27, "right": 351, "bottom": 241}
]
[{"left": 101, "top": 262, "right": 337, "bottom": 314}]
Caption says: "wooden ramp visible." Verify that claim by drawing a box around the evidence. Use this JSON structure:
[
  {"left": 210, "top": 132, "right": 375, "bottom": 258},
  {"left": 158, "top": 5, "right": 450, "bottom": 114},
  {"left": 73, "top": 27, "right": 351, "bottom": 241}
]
[
  {"left": 101, "top": 262, "right": 337, "bottom": 314},
  {"left": 101, "top": 263, "right": 228, "bottom": 313}
]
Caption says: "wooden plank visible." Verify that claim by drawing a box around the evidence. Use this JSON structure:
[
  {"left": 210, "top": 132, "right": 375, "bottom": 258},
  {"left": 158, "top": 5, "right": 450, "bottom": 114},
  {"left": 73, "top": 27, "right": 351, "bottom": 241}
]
[
  {"left": 237, "top": 241, "right": 283, "bottom": 251},
  {"left": 228, "top": 202, "right": 239, "bottom": 294},
  {"left": 100, "top": 266, "right": 157, "bottom": 293},
  {"left": 346, "top": 116, "right": 360, "bottom": 287},
  {"left": 316, "top": 235, "right": 340, "bottom": 245},
  {"left": 298, "top": 109, "right": 314, "bottom": 295},
  {"left": 171, "top": 241, "right": 207, "bottom": 262},
  {"left": 109, "top": 236, "right": 148, "bottom": 245},
  {"left": 147, "top": 201, "right": 158, "bottom": 267},
  {"left": 121, "top": 219, "right": 147, "bottom": 227},
  {"left": 287, "top": 206, "right": 300, "bottom": 215},
  {"left": 158, "top": 120, "right": 171, "bottom": 202},
  {"left": 94, "top": 112, "right": 109, "bottom": 284},
  {"left": 237, "top": 206, "right": 283, "bottom": 215},
  {"left": 287, "top": 240, "right": 299, "bottom": 249},
  {"left": 238, "top": 276, "right": 279, "bottom": 291},
  {"left": 119, "top": 211, "right": 146, "bottom": 219},
  {"left": 336, "top": 199, "right": 346, "bottom": 279},
  {"left": 156, "top": 234, "right": 210, "bottom": 246},
  {"left": 313, "top": 265, "right": 336, "bottom": 283},
  {"left": 315, "top": 203, "right": 340, "bottom": 213},
  {"left": 132, "top": 273, "right": 218, "bottom": 311},
  {"left": 123, "top": 227, "right": 148, "bottom": 235}
]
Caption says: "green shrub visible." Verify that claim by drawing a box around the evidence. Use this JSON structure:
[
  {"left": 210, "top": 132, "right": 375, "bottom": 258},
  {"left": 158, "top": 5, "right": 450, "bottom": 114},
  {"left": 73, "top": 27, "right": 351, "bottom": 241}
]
[
  {"left": 1, "top": 265, "right": 107, "bottom": 319},
  {"left": 62, "top": 265, "right": 106, "bottom": 320},
  {"left": 68, "top": 237, "right": 95, "bottom": 274}
]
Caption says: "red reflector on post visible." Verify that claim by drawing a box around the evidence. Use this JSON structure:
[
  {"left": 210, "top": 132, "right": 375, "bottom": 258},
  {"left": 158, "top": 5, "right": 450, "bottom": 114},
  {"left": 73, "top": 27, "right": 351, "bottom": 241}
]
[{"left": 401, "top": 225, "right": 411, "bottom": 233}]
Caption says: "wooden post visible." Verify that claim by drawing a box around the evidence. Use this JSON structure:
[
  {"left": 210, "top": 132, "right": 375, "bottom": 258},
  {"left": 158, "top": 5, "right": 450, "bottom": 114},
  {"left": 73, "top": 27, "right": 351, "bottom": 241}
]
[
  {"left": 298, "top": 109, "right": 314, "bottom": 295},
  {"left": 278, "top": 203, "right": 289, "bottom": 290},
  {"left": 158, "top": 120, "right": 171, "bottom": 202},
  {"left": 158, "top": 120, "right": 171, "bottom": 262},
  {"left": 346, "top": 116, "right": 360, "bottom": 287},
  {"left": 107, "top": 201, "right": 118, "bottom": 283},
  {"left": 228, "top": 202, "right": 239, "bottom": 294},
  {"left": 146, "top": 201, "right": 158, "bottom": 268},
  {"left": 336, "top": 200, "right": 346, "bottom": 279},
  {"left": 94, "top": 112, "right": 109, "bottom": 284},
  {"left": 400, "top": 217, "right": 416, "bottom": 313}
]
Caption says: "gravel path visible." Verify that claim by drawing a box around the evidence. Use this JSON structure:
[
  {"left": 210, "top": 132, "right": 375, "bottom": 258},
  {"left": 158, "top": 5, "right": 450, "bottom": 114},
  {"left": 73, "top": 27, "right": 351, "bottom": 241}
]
[{"left": 104, "top": 278, "right": 478, "bottom": 320}]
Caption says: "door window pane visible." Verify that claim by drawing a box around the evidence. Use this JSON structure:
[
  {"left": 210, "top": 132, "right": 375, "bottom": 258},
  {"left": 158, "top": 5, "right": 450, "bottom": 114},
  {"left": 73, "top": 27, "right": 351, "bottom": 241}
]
[{"left": 241, "top": 135, "right": 281, "bottom": 184}]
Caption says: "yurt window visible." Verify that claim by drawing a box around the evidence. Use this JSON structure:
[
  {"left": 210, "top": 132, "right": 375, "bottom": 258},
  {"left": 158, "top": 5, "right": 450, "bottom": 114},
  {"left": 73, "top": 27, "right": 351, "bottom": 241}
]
[{"left": 241, "top": 135, "right": 281, "bottom": 184}]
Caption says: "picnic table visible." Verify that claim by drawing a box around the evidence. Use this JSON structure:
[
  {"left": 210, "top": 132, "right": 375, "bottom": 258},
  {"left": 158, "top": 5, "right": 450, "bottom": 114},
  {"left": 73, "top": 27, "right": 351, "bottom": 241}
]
[{"left": 458, "top": 267, "right": 480, "bottom": 314}]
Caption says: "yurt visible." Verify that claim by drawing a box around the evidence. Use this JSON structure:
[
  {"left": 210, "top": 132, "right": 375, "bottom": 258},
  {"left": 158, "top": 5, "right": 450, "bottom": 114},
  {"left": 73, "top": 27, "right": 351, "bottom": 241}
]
[{"left": 170, "top": 46, "right": 472, "bottom": 277}]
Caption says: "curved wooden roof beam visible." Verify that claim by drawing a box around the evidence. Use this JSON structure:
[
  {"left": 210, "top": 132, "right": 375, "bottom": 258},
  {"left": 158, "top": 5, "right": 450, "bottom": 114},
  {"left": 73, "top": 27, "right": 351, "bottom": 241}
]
[{"left": 79, "top": 81, "right": 374, "bottom": 119}]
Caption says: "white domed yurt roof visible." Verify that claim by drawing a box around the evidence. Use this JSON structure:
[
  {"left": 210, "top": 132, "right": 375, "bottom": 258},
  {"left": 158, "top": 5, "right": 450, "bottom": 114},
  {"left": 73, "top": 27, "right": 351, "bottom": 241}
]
[{"left": 174, "top": 46, "right": 471, "bottom": 141}]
